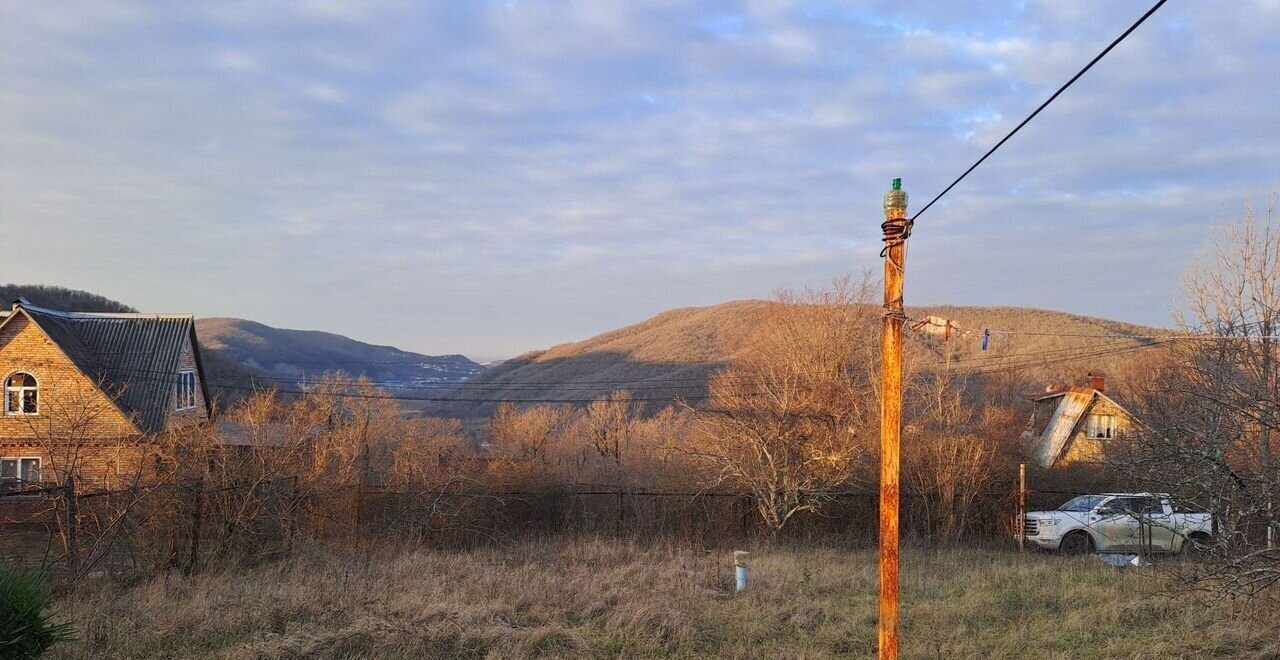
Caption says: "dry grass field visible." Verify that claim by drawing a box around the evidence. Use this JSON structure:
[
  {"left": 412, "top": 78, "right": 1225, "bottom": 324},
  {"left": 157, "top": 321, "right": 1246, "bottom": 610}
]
[{"left": 48, "top": 539, "right": 1280, "bottom": 659}]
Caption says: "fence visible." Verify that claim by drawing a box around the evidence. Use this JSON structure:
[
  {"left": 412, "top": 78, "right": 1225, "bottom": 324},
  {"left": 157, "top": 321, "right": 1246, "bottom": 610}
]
[{"left": 2, "top": 476, "right": 1086, "bottom": 577}]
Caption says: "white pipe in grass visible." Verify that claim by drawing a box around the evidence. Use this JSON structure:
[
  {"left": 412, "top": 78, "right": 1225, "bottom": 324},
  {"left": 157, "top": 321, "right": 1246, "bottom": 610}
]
[{"left": 734, "top": 550, "right": 750, "bottom": 592}]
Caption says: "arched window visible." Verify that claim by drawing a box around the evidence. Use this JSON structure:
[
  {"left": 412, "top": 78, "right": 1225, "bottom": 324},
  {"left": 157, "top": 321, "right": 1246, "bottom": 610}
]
[{"left": 4, "top": 373, "right": 38, "bottom": 415}]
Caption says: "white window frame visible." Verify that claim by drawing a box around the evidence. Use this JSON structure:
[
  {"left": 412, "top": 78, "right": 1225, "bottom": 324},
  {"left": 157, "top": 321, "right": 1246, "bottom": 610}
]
[
  {"left": 175, "top": 370, "right": 197, "bottom": 412},
  {"left": 1086, "top": 413, "right": 1116, "bottom": 440},
  {"left": 3, "top": 372, "right": 39, "bottom": 416},
  {"left": 1, "top": 456, "right": 42, "bottom": 492}
]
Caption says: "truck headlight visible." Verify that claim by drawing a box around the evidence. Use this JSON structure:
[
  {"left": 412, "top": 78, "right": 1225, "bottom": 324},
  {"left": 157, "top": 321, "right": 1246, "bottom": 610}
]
[{"left": 1039, "top": 519, "right": 1056, "bottom": 526}]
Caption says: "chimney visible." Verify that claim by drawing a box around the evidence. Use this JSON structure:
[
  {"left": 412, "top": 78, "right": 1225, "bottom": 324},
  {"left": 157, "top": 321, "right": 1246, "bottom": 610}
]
[{"left": 1087, "top": 372, "right": 1106, "bottom": 392}]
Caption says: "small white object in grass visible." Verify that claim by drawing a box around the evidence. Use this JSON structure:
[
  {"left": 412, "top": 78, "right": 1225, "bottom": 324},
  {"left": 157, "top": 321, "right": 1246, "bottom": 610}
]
[
  {"left": 1096, "top": 553, "right": 1142, "bottom": 567},
  {"left": 734, "top": 550, "right": 750, "bottom": 591}
]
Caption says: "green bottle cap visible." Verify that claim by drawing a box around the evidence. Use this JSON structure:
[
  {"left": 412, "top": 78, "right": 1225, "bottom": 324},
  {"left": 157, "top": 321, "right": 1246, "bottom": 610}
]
[{"left": 892, "top": 178, "right": 902, "bottom": 191}]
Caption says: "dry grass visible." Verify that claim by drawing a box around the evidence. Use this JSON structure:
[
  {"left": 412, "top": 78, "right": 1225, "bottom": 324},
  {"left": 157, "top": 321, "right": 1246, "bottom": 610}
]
[{"left": 51, "top": 540, "right": 1279, "bottom": 659}]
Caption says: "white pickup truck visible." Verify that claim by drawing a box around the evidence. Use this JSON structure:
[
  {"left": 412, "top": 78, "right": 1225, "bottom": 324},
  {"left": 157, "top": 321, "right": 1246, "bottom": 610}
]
[{"left": 1019, "top": 493, "right": 1213, "bottom": 554}]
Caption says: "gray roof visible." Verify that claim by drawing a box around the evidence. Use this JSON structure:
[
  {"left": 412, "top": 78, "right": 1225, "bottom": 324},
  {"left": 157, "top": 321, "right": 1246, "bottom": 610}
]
[
  {"left": 216, "top": 420, "right": 313, "bottom": 447},
  {"left": 7, "top": 301, "right": 208, "bottom": 434}
]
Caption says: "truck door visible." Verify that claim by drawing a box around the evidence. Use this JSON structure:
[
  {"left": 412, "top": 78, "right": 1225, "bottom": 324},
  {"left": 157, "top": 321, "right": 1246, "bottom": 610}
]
[
  {"left": 1141, "top": 498, "right": 1177, "bottom": 551},
  {"left": 1092, "top": 497, "right": 1141, "bottom": 551}
]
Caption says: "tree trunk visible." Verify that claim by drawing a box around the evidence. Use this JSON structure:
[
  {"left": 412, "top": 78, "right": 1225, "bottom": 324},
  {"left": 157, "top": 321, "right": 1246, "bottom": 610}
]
[{"left": 63, "top": 477, "right": 80, "bottom": 575}]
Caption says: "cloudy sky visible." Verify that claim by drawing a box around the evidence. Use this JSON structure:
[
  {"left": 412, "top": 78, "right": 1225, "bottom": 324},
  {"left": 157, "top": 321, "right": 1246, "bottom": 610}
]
[{"left": 2, "top": 1, "right": 1278, "bottom": 360}]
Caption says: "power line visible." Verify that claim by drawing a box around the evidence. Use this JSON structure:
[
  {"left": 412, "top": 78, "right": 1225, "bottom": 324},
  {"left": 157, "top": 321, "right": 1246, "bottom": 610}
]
[
  {"left": 206, "top": 382, "right": 715, "bottom": 404},
  {"left": 3, "top": 335, "right": 1183, "bottom": 409},
  {"left": 9, "top": 337, "right": 1171, "bottom": 399},
  {"left": 200, "top": 373, "right": 728, "bottom": 389},
  {"left": 967, "top": 340, "right": 1168, "bottom": 377},
  {"left": 908, "top": 0, "right": 1170, "bottom": 223}
]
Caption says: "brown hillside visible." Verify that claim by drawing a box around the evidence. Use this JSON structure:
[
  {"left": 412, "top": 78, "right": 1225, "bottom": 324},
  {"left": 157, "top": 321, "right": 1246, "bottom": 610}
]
[
  {"left": 429, "top": 301, "right": 1170, "bottom": 420},
  {"left": 906, "top": 304, "right": 1167, "bottom": 385},
  {"left": 425, "top": 301, "right": 775, "bottom": 419}
]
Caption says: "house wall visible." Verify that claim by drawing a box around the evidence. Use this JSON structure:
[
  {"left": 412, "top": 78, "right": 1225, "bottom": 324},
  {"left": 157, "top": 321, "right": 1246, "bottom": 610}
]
[
  {"left": 1058, "top": 397, "right": 1131, "bottom": 466},
  {"left": 0, "top": 313, "right": 144, "bottom": 489},
  {"left": 165, "top": 335, "right": 209, "bottom": 431}
]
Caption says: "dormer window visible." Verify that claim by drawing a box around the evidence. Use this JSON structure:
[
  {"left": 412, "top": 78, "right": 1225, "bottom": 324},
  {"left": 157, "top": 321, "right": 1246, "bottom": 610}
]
[
  {"left": 4, "top": 372, "right": 38, "bottom": 415},
  {"left": 174, "top": 371, "right": 197, "bottom": 411},
  {"left": 175, "top": 370, "right": 197, "bottom": 411},
  {"left": 1086, "top": 414, "right": 1115, "bottom": 439}
]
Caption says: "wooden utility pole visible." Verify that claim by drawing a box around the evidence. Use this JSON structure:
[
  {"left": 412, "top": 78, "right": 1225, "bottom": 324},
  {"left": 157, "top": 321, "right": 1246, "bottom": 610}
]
[
  {"left": 1019, "top": 463, "right": 1027, "bottom": 552},
  {"left": 879, "top": 177, "right": 909, "bottom": 659}
]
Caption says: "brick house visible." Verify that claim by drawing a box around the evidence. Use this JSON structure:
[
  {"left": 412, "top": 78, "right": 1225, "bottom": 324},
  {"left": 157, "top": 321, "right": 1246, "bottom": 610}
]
[
  {"left": 1023, "top": 373, "right": 1140, "bottom": 468},
  {"left": 0, "top": 298, "right": 211, "bottom": 493}
]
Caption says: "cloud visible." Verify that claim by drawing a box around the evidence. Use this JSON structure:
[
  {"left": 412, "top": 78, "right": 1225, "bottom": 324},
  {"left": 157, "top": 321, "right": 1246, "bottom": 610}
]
[
  {"left": 2, "top": 0, "right": 1279, "bottom": 357},
  {"left": 213, "top": 50, "right": 260, "bottom": 72},
  {"left": 301, "top": 82, "right": 345, "bottom": 103}
]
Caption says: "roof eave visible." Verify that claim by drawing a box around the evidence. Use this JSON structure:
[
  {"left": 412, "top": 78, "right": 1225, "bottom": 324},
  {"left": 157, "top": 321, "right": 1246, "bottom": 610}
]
[{"left": 188, "top": 324, "right": 215, "bottom": 421}]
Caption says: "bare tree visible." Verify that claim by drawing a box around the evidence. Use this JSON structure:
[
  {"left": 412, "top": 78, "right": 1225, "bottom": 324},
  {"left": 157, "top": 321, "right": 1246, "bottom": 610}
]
[
  {"left": 486, "top": 403, "right": 574, "bottom": 489},
  {"left": 1118, "top": 196, "right": 1280, "bottom": 599},
  {"left": 684, "top": 276, "right": 878, "bottom": 534},
  {"left": 584, "top": 391, "right": 637, "bottom": 487},
  {"left": 14, "top": 365, "right": 175, "bottom": 578},
  {"left": 903, "top": 367, "right": 1003, "bottom": 541},
  {"left": 166, "top": 375, "right": 491, "bottom": 565}
]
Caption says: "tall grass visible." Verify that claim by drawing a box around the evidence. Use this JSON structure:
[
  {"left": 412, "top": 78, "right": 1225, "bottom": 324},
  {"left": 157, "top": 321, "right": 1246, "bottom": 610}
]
[{"left": 51, "top": 540, "right": 1279, "bottom": 659}]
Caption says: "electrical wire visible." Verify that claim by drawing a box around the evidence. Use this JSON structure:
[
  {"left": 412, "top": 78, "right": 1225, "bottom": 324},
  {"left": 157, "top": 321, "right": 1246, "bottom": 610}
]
[
  {"left": 4, "top": 337, "right": 1171, "bottom": 408},
  {"left": 908, "top": 0, "right": 1170, "bottom": 223}
]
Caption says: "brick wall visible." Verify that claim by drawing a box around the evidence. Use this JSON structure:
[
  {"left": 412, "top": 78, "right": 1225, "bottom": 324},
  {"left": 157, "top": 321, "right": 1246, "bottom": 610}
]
[
  {"left": 1060, "top": 397, "right": 1131, "bottom": 465},
  {"left": 0, "top": 313, "right": 145, "bottom": 490},
  {"left": 166, "top": 334, "right": 210, "bottom": 431}
]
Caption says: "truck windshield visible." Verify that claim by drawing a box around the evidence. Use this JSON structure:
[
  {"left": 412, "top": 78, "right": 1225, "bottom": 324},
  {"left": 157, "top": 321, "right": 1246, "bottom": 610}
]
[{"left": 1058, "top": 495, "right": 1108, "bottom": 512}]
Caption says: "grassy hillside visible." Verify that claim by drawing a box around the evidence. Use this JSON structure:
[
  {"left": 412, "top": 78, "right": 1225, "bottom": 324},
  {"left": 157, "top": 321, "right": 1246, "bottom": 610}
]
[
  {"left": 430, "top": 300, "right": 1169, "bottom": 419},
  {"left": 196, "top": 318, "right": 484, "bottom": 388}
]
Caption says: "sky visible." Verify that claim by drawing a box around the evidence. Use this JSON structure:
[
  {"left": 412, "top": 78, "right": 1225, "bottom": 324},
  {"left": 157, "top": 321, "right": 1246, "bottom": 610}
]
[{"left": 2, "top": 1, "right": 1279, "bottom": 361}]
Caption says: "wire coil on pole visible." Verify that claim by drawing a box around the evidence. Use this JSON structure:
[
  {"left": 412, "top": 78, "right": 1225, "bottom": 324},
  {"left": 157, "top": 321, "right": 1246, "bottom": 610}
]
[{"left": 879, "top": 216, "right": 913, "bottom": 258}]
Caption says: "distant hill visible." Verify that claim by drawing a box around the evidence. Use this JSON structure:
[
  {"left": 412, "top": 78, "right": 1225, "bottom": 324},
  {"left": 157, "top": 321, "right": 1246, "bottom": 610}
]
[
  {"left": 1, "top": 285, "right": 484, "bottom": 404},
  {"left": 6, "top": 285, "right": 1169, "bottom": 419},
  {"left": 427, "top": 300, "right": 1170, "bottom": 420},
  {"left": 196, "top": 318, "right": 485, "bottom": 389},
  {"left": 1, "top": 284, "right": 260, "bottom": 406},
  {"left": 423, "top": 300, "right": 776, "bottom": 419},
  {"left": 0, "top": 284, "right": 138, "bottom": 313}
]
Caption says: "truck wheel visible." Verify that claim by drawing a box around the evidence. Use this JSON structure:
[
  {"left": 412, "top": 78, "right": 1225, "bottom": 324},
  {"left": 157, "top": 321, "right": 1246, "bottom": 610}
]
[
  {"left": 1058, "top": 531, "right": 1093, "bottom": 555},
  {"left": 1182, "top": 532, "right": 1212, "bottom": 556}
]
